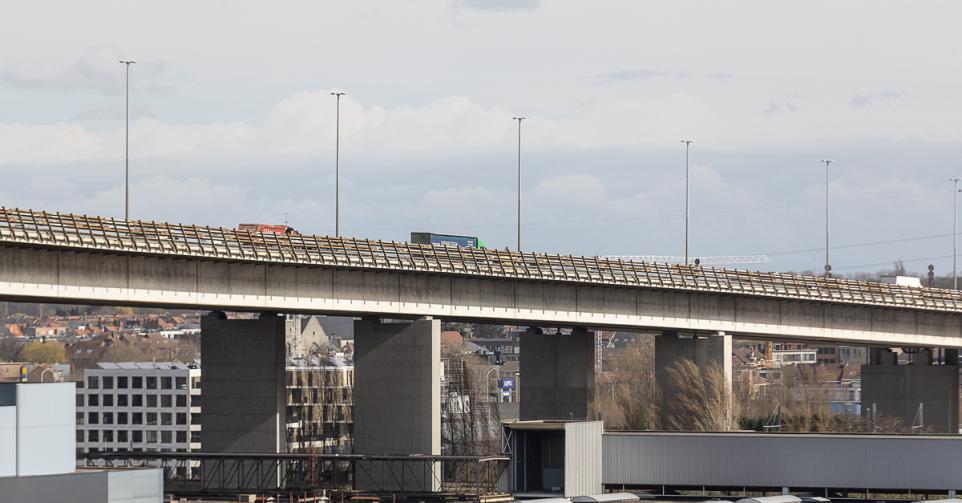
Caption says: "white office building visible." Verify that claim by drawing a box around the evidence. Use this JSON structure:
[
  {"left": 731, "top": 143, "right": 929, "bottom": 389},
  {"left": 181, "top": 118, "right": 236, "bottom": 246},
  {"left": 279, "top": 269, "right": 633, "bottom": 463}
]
[{"left": 76, "top": 362, "right": 201, "bottom": 454}]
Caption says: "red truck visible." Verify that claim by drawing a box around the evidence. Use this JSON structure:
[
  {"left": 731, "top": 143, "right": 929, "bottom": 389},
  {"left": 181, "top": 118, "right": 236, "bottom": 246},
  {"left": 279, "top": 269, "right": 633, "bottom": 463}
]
[{"left": 237, "top": 223, "right": 298, "bottom": 236}]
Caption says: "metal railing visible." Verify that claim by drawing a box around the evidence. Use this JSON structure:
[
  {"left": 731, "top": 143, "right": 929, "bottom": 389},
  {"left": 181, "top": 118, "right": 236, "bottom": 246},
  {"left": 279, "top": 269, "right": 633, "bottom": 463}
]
[
  {"left": 82, "top": 451, "right": 508, "bottom": 498},
  {"left": 3, "top": 207, "right": 961, "bottom": 312}
]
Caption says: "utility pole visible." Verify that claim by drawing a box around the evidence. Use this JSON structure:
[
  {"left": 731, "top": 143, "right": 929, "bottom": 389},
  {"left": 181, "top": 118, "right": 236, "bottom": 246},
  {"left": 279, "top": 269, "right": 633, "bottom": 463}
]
[
  {"left": 119, "top": 60, "right": 136, "bottom": 220},
  {"left": 952, "top": 178, "right": 961, "bottom": 289},
  {"left": 331, "top": 91, "right": 346, "bottom": 237},
  {"left": 681, "top": 140, "right": 694, "bottom": 265},
  {"left": 513, "top": 116, "right": 526, "bottom": 251},
  {"left": 821, "top": 159, "right": 835, "bottom": 277}
]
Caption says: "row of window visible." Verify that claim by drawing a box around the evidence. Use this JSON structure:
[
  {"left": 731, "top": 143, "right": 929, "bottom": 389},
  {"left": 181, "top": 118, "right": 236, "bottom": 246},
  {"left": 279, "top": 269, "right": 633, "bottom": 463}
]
[
  {"left": 83, "top": 375, "right": 195, "bottom": 391},
  {"left": 77, "top": 393, "right": 199, "bottom": 408},
  {"left": 78, "top": 411, "right": 198, "bottom": 426},
  {"left": 78, "top": 429, "right": 200, "bottom": 444}
]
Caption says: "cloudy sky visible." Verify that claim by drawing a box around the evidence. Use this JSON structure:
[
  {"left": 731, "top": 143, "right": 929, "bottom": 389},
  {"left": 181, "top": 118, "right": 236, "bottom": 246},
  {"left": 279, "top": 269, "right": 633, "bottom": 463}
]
[{"left": 2, "top": 1, "right": 961, "bottom": 275}]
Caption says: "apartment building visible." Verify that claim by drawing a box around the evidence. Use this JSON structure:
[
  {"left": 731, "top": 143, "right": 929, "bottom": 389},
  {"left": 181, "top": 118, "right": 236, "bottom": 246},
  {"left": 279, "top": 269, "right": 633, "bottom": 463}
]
[
  {"left": 76, "top": 362, "right": 201, "bottom": 454},
  {"left": 286, "top": 364, "right": 354, "bottom": 453}
]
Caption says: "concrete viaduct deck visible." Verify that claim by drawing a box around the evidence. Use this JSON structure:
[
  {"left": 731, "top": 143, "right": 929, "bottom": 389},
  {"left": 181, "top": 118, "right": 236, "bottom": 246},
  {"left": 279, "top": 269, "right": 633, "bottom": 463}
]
[{"left": 1, "top": 207, "right": 961, "bottom": 347}]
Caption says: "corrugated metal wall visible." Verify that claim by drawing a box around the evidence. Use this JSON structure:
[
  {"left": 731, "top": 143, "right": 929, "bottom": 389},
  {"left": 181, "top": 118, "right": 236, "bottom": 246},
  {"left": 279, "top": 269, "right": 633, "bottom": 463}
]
[
  {"left": 603, "top": 432, "right": 962, "bottom": 491},
  {"left": 15, "top": 382, "right": 76, "bottom": 476},
  {"left": 565, "top": 421, "right": 604, "bottom": 497}
]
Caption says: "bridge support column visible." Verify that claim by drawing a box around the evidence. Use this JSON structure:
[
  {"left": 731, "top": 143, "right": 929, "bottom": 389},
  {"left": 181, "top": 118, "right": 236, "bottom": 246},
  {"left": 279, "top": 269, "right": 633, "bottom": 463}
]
[
  {"left": 861, "top": 348, "right": 959, "bottom": 433},
  {"left": 655, "top": 331, "right": 732, "bottom": 429},
  {"left": 201, "top": 311, "right": 287, "bottom": 453},
  {"left": 519, "top": 327, "right": 595, "bottom": 421},
  {"left": 354, "top": 317, "right": 440, "bottom": 491}
]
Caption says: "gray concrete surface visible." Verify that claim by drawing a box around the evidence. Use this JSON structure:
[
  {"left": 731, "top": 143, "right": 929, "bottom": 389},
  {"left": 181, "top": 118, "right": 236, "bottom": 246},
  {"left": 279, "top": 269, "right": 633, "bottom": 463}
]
[
  {"left": 861, "top": 350, "right": 960, "bottom": 433},
  {"left": 2, "top": 245, "right": 961, "bottom": 346},
  {"left": 655, "top": 331, "right": 732, "bottom": 428},
  {"left": 200, "top": 312, "right": 287, "bottom": 453},
  {"left": 353, "top": 318, "right": 440, "bottom": 491},
  {"left": 520, "top": 328, "right": 595, "bottom": 421}
]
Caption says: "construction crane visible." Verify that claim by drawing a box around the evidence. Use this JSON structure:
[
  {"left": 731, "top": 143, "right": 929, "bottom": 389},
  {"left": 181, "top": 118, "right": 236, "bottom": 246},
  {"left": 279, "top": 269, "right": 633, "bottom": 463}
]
[{"left": 603, "top": 255, "right": 772, "bottom": 266}]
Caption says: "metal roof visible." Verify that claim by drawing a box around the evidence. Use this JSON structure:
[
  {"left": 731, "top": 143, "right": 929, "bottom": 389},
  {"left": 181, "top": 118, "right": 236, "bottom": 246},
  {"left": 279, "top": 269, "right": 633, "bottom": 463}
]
[{"left": 1, "top": 207, "right": 961, "bottom": 313}]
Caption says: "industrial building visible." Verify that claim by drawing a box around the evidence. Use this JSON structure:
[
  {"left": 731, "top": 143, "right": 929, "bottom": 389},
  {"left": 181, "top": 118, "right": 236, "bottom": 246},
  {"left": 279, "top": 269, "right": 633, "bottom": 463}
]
[{"left": 0, "top": 382, "right": 162, "bottom": 502}]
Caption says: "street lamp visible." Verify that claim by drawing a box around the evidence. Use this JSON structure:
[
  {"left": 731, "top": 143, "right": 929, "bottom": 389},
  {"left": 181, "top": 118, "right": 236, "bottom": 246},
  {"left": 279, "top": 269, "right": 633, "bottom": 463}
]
[
  {"left": 681, "top": 140, "right": 694, "bottom": 265},
  {"left": 119, "top": 60, "right": 136, "bottom": 220},
  {"left": 513, "top": 117, "right": 526, "bottom": 251},
  {"left": 951, "top": 178, "right": 962, "bottom": 289},
  {"left": 331, "top": 91, "right": 346, "bottom": 237},
  {"left": 821, "top": 159, "right": 835, "bottom": 277},
  {"left": 485, "top": 366, "right": 498, "bottom": 403}
]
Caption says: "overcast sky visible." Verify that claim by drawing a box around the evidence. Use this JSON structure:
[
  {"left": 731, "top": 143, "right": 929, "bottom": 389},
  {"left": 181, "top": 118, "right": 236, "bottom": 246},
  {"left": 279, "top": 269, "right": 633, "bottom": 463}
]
[{"left": 2, "top": 1, "right": 961, "bottom": 275}]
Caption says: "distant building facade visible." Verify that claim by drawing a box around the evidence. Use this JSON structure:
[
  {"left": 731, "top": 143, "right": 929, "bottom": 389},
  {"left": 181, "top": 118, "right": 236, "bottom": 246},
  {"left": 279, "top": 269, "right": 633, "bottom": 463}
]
[{"left": 75, "top": 362, "right": 201, "bottom": 455}]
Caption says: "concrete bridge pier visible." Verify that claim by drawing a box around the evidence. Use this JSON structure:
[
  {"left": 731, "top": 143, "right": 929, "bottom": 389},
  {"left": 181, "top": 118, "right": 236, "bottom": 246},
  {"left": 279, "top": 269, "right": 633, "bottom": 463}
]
[
  {"left": 655, "top": 331, "right": 733, "bottom": 428},
  {"left": 200, "top": 312, "right": 288, "bottom": 489},
  {"left": 353, "top": 317, "right": 441, "bottom": 491},
  {"left": 519, "top": 327, "right": 596, "bottom": 421},
  {"left": 861, "top": 348, "right": 959, "bottom": 433}
]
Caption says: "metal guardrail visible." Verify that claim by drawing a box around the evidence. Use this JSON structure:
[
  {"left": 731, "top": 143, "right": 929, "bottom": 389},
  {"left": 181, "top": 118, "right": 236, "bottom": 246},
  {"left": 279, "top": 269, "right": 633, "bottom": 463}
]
[
  {"left": 2, "top": 207, "right": 961, "bottom": 312},
  {"left": 82, "top": 451, "right": 508, "bottom": 498}
]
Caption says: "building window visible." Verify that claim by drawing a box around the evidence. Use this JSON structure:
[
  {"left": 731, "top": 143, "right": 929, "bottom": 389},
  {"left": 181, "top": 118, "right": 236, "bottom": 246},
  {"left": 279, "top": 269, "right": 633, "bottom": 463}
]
[
  {"left": 132, "top": 376, "right": 143, "bottom": 389},
  {"left": 117, "top": 394, "right": 128, "bottom": 407},
  {"left": 161, "top": 431, "right": 172, "bottom": 444},
  {"left": 118, "top": 430, "right": 128, "bottom": 443},
  {"left": 190, "top": 395, "right": 201, "bottom": 408},
  {"left": 146, "top": 376, "right": 157, "bottom": 389},
  {"left": 161, "top": 377, "right": 173, "bottom": 390},
  {"left": 161, "top": 413, "right": 172, "bottom": 426},
  {"left": 87, "top": 376, "right": 99, "bottom": 389},
  {"left": 176, "top": 413, "right": 187, "bottom": 425},
  {"left": 102, "top": 376, "right": 114, "bottom": 389},
  {"left": 190, "top": 431, "right": 201, "bottom": 443},
  {"left": 102, "top": 394, "right": 113, "bottom": 407},
  {"left": 132, "top": 412, "right": 143, "bottom": 425},
  {"left": 76, "top": 394, "right": 84, "bottom": 407},
  {"left": 132, "top": 394, "right": 143, "bottom": 407},
  {"left": 146, "top": 395, "right": 157, "bottom": 408},
  {"left": 191, "top": 376, "right": 201, "bottom": 389},
  {"left": 117, "top": 412, "right": 128, "bottom": 425},
  {"left": 102, "top": 412, "right": 113, "bottom": 425},
  {"left": 76, "top": 430, "right": 84, "bottom": 442},
  {"left": 76, "top": 412, "right": 84, "bottom": 425},
  {"left": 176, "top": 431, "right": 187, "bottom": 443},
  {"left": 117, "top": 376, "right": 128, "bottom": 389},
  {"left": 103, "top": 430, "right": 114, "bottom": 443},
  {"left": 87, "top": 394, "right": 99, "bottom": 406},
  {"left": 132, "top": 430, "right": 143, "bottom": 443},
  {"left": 87, "top": 412, "right": 99, "bottom": 424},
  {"left": 146, "top": 431, "right": 157, "bottom": 443},
  {"left": 176, "top": 395, "right": 187, "bottom": 407},
  {"left": 176, "top": 377, "right": 187, "bottom": 390},
  {"left": 146, "top": 413, "right": 157, "bottom": 426},
  {"left": 88, "top": 430, "right": 99, "bottom": 442},
  {"left": 161, "top": 395, "right": 172, "bottom": 408},
  {"left": 191, "top": 413, "right": 201, "bottom": 425}
]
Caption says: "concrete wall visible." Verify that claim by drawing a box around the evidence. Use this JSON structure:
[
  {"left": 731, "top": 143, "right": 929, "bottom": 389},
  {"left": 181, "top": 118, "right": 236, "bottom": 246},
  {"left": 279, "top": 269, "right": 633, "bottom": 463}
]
[
  {"left": 353, "top": 318, "right": 440, "bottom": 491},
  {"left": 3, "top": 245, "right": 962, "bottom": 347},
  {"left": 604, "top": 431, "right": 962, "bottom": 491},
  {"left": 520, "top": 329, "right": 595, "bottom": 421},
  {"left": 0, "top": 468, "right": 162, "bottom": 503},
  {"left": 200, "top": 313, "right": 287, "bottom": 453},
  {"left": 861, "top": 354, "right": 960, "bottom": 433},
  {"left": 655, "top": 332, "right": 732, "bottom": 429}
]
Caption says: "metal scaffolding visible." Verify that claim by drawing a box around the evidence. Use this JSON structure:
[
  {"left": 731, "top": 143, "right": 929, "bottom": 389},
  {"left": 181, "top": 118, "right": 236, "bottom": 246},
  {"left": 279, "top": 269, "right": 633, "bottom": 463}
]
[
  {"left": 83, "top": 451, "right": 508, "bottom": 498},
  {"left": 1, "top": 207, "right": 960, "bottom": 312}
]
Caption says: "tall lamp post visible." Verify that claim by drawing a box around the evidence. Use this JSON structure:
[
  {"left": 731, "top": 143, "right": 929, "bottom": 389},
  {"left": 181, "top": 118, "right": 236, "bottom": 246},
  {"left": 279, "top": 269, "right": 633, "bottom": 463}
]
[
  {"left": 331, "top": 91, "right": 346, "bottom": 237},
  {"left": 681, "top": 140, "right": 694, "bottom": 265},
  {"left": 119, "top": 60, "right": 135, "bottom": 220},
  {"left": 821, "top": 159, "right": 835, "bottom": 277},
  {"left": 513, "top": 116, "right": 526, "bottom": 251},
  {"left": 952, "top": 178, "right": 961, "bottom": 289}
]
